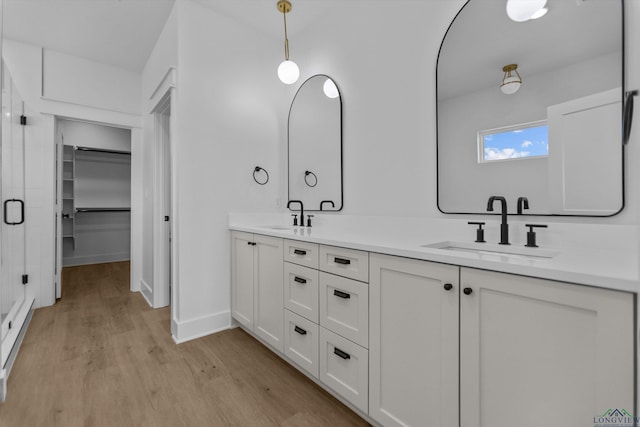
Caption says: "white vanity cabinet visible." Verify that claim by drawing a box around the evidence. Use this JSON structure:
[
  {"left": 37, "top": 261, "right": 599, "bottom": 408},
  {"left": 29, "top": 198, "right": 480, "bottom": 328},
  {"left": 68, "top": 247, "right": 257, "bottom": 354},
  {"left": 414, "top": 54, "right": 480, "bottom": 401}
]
[
  {"left": 283, "top": 239, "right": 321, "bottom": 378},
  {"left": 460, "top": 267, "right": 634, "bottom": 427},
  {"left": 369, "top": 252, "right": 635, "bottom": 427},
  {"left": 369, "top": 253, "right": 460, "bottom": 427},
  {"left": 231, "top": 231, "right": 284, "bottom": 353}
]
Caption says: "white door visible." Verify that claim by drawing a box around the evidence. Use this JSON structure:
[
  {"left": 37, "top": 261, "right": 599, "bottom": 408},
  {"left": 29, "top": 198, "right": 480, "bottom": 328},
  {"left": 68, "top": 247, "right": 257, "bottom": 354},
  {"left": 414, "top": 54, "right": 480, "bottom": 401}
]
[
  {"left": 151, "top": 94, "right": 171, "bottom": 308},
  {"left": 369, "top": 253, "right": 459, "bottom": 427},
  {"left": 547, "top": 88, "right": 622, "bottom": 215},
  {"left": 460, "top": 267, "right": 634, "bottom": 427}
]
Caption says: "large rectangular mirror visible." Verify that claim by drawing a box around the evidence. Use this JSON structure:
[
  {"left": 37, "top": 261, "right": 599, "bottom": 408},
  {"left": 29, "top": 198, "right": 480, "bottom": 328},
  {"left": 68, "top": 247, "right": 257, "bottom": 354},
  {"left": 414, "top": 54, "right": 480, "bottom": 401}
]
[{"left": 437, "top": 0, "right": 624, "bottom": 216}]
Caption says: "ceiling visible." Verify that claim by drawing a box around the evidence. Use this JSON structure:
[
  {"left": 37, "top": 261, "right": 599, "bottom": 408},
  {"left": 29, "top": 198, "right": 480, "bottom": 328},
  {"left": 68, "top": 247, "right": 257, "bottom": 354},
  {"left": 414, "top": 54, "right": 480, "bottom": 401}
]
[
  {"left": 1, "top": 0, "right": 341, "bottom": 73},
  {"left": 3, "top": 0, "right": 176, "bottom": 73}
]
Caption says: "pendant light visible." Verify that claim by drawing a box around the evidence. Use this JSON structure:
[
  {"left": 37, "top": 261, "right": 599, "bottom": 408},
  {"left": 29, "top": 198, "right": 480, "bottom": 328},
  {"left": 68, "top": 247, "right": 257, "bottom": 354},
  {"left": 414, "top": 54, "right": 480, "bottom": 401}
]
[
  {"left": 277, "top": 0, "right": 300, "bottom": 85},
  {"left": 500, "top": 64, "right": 522, "bottom": 95},
  {"left": 506, "top": 0, "right": 548, "bottom": 22}
]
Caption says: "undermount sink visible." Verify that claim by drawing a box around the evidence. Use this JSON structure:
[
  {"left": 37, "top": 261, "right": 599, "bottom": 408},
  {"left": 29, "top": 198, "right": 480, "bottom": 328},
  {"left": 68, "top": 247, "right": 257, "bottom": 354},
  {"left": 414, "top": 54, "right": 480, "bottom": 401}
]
[{"left": 422, "top": 241, "right": 559, "bottom": 260}]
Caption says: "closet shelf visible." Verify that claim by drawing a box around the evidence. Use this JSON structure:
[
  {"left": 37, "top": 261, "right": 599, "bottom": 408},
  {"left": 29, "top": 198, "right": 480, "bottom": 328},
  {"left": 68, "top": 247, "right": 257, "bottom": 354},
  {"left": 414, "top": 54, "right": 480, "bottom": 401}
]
[
  {"left": 75, "top": 207, "right": 130, "bottom": 212},
  {"left": 74, "top": 146, "right": 131, "bottom": 156}
]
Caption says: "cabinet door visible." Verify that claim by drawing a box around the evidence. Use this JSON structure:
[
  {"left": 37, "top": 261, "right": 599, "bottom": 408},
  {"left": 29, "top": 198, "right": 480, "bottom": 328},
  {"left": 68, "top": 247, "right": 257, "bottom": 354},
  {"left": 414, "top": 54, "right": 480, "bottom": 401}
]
[
  {"left": 460, "top": 268, "right": 634, "bottom": 427},
  {"left": 369, "top": 254, "right": 459, "bottom": 427},
  {"left": 254, "top": 234, "right": 284, "bottom": 353},
  {"left": 230, "top": 231, "right": 255, "bottom": 329}
]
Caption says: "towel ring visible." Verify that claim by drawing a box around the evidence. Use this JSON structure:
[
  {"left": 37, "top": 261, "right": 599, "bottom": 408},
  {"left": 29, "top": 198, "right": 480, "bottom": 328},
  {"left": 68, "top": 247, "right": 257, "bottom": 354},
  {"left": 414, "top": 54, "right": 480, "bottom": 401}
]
[
  {"left": 304, "top": 170, "right": 317, "bottom": 187},
  {"left": 253, "top": 166, "right": 269, "bottom": 185}
]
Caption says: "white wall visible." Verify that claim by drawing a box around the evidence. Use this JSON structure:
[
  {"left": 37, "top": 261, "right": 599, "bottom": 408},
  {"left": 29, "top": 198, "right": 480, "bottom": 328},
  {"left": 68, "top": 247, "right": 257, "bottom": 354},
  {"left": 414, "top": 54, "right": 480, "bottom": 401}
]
[{"left": 172, "top": 0, "right": 287, "bottom": 340}]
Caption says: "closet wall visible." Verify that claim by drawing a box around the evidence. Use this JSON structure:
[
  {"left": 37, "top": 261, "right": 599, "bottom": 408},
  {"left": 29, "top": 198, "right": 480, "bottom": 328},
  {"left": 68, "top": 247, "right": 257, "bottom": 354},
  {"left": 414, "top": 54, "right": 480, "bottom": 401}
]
[{"left": 60, "top": 120, "right": 131, "bottom": 266}]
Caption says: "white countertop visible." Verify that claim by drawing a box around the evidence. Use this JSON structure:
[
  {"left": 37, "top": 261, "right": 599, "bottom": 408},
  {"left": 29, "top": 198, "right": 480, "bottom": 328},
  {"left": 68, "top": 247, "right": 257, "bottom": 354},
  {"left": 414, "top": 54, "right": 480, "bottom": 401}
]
[{"left": 229, "top": 213, "right": 640, "bottom": 294}]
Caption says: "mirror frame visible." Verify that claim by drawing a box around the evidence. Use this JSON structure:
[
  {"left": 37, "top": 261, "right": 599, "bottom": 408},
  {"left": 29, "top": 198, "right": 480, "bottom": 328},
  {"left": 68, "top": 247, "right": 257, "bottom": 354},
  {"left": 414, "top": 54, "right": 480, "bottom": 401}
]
[
  {"left": 287, "top": 74, "right": 344, "bottom": 212},
  {"left": 435, "top": 0, "right": 627, "bottom": 217}
]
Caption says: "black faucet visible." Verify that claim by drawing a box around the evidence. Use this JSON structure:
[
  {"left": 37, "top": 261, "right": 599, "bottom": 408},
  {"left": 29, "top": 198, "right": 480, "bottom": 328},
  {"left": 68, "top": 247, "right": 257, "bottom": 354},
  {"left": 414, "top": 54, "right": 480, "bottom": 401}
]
[
  {"left": 517, "top": 197, "right": 529, "bottom": 215},
  {"left": 487, "top": 196, "right": 509, "bottom": 245},
  {"left": 287, "top": 200, "right": 304, "bottom": 226},
  {"left": 320, "top": 200, "right": 335, "bottom": 211}
]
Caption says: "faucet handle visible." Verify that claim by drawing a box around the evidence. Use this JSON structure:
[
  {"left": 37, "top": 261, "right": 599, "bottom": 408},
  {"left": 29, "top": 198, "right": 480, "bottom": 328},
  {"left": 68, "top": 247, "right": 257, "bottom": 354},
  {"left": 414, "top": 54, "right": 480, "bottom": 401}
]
[
  {"left": 524, "top": 224, "right": 547, "bottom": 248},
  {"left": 291, "top": 214, "right": 298, "bottom": 226},
  {"left": 468, "top": 221, "right": 486, "bottom": 243},
  {"left": 306, "top": 215, "right": 314, "bottom": 227}
]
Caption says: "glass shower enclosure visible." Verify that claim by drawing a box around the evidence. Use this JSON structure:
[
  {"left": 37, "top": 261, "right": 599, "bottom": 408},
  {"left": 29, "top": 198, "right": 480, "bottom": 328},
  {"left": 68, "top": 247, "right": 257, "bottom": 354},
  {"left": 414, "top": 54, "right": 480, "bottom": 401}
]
[{"left": 0, "top": 1, "right": 36, "bottom": 399}]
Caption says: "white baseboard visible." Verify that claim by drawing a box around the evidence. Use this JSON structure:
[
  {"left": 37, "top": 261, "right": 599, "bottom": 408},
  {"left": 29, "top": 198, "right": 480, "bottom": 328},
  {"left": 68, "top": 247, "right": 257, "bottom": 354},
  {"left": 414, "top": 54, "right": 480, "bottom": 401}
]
[
  {"left": 140, "top": 279, "right": 153, "bottom": 307},
  {"left": 63, "top": 253, "right": 130, "bottom": 267},
  {"left": 172, "top": 310, "right": 231, "bottom": 344}
]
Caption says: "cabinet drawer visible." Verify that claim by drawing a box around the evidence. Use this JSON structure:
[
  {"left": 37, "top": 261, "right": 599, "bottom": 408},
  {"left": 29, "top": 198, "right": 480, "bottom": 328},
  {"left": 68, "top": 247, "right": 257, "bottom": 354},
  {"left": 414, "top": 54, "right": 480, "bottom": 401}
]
[
  {"left": 319, "top": 327, "right": 368, "bottom": 414},
  {"left": 319, "top": 272, "right": 369, "bottom": 348},
  {"left": 284, "top": 310, "right": 319, "bottom": 379},
  {"left": 319, "top": 245, "right": 369, "bottom": 282},
  {"left": 284, "top": 263, "right": 319, "bottom": 323},
  {"left": 284, "top": 239, "right": 319, "bottom": 269}
]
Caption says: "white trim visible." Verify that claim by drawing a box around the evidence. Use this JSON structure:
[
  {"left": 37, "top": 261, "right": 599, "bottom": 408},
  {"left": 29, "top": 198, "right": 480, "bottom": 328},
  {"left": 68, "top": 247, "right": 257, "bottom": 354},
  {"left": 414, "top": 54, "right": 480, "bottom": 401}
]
[
  {"left": 140, "top": 279, "right": 153, "bottom": 307},
  {"left": 62, "top": 253, "right": 130, "bottom": 267},
  {"left": 0, "top": 369, "right": 6, "bottom": 402},
  {"left": 1, "top": 298, "right": 34, "bottom": 369},
  {"left": 149, "top": 66, "right": 176, "bottom": 104},
  {"left": 171, "top": 311, "right": 231, "bottom": 344}
]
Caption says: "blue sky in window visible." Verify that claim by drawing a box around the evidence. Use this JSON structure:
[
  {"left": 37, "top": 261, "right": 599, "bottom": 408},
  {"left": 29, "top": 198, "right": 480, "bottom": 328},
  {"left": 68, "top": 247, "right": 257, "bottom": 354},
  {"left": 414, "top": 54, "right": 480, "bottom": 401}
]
[{"left": 483, "top": 125, "right": 548, "bottom": 161}]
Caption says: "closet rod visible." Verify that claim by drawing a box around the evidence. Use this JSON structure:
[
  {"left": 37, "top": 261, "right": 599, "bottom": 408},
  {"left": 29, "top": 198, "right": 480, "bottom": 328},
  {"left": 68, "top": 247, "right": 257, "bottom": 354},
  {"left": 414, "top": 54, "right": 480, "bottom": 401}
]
[
  {"left": 75, "top": 208, "right": 131, "bottom": 212},
  {"left": 74, "top": 146, "right": 131, "bottom": 155}
]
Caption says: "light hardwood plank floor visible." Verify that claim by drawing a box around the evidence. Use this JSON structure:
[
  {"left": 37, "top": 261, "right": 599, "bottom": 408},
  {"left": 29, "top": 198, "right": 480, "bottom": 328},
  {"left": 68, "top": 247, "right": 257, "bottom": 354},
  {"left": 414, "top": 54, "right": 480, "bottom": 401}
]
[{"left": 0, "top": 262, "right": 371, "bottom": 427}]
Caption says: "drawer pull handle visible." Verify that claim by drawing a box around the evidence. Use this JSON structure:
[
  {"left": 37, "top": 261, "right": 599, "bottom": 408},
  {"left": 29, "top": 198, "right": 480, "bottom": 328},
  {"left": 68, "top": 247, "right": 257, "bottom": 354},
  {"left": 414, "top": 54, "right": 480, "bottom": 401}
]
[
  {"left": 294, "top": 326, "right": 307, "bottom": 335},
  {"left": 334, "top": 347, "right": 351, "bottom": 360},
  {"left": 293, "top": 249, "right": 307, "bottom": 256},
  {"left": 334, "top": 257, "right": 351, "bottom": 265},
  {"left": 333, "top": 289, "right": 351, "bottom": 299},
  {"left": 294, "top": 276, "right": 307, "bottom": 284}
]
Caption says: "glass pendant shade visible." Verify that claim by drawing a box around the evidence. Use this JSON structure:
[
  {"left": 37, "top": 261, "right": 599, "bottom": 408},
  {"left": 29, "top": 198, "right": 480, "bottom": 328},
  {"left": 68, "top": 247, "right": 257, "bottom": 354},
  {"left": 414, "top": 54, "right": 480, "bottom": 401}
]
[
  {"left": 500, "top": 77, "right": 521, "bottom": 94},
  {"left": 278, "top": 60, "right": 300, "bottom": 85},
  {"left": 323, "top": 79, "right": 339, "bottom": 98},
  {"left": 506, "top": 0, "right": 547, "bottom": 22}
]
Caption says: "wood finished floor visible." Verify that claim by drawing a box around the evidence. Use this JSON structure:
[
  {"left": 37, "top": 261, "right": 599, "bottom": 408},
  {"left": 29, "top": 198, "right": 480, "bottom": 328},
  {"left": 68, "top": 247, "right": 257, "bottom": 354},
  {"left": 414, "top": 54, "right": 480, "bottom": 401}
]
[{"left": 0, "top": 262, "right": 370, "bottom": 427}]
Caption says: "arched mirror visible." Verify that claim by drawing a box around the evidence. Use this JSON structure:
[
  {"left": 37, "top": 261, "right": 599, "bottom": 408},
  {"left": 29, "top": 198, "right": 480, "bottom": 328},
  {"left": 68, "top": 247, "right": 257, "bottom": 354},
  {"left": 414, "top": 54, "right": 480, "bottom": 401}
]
[
  {"left": 288, "top": 74, "right": 343, "bottom": 212},
  {"left": 437, "top": 0, "right": 625, "bottom": 216}
]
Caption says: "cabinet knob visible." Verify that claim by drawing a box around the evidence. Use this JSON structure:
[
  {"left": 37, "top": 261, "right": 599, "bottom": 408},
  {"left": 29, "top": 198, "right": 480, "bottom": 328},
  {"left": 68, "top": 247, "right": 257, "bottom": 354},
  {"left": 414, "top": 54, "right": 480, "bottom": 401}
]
[
  {"left": 444, "top": 283, "right": 453, "bottom": 291},
  {"left": 463, "top": 287, "right": 473, "bottom": 295}
]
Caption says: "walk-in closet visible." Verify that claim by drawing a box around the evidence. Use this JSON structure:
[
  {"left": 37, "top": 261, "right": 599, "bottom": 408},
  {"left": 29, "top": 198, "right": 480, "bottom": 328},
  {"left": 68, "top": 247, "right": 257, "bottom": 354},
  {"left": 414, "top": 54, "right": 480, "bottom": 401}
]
[{"left": 58, "top": 120, "right": 132, "bottom": 270}]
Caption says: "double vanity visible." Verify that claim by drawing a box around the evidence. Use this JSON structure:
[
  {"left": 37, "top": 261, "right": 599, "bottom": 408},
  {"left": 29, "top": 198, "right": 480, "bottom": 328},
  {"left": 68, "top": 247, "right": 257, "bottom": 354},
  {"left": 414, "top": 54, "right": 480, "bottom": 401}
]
[{"left": 229, "top": 214, "right": 636, "bottom": 427}]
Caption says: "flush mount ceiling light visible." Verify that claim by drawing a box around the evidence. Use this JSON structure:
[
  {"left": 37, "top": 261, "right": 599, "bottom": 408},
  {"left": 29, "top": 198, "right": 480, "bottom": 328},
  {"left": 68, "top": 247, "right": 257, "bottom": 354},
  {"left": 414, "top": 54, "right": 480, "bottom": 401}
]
[
  {"left": 500, "top": 64, "right": 522, "bottom": 94},
  {"left": 506, "top": 0, "right": 548, "bottom": 22},
  {"left": 277, "top": 0, "right": 300, "bottom": 85}
]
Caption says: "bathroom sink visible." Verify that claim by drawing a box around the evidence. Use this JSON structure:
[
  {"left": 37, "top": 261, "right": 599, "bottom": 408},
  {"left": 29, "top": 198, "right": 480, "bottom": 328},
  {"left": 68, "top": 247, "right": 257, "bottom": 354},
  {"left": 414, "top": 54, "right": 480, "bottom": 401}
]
[{"left": 422, "top": 241, "right": 559, "bottom": 260}]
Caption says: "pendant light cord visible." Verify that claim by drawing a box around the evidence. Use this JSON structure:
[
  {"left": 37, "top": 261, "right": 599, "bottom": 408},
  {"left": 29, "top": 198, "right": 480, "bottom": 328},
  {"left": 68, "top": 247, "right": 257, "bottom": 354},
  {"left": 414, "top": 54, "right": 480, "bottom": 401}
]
[{"left": 283, "top": 9, "right": 290, "bottom": 60}]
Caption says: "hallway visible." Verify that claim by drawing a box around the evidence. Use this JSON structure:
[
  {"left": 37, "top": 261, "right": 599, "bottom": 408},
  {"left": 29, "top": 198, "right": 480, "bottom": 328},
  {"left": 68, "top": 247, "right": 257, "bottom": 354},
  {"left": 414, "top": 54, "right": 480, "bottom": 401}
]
[{"left": 0, "top": 262, "right": 369, "bottom": 426}]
